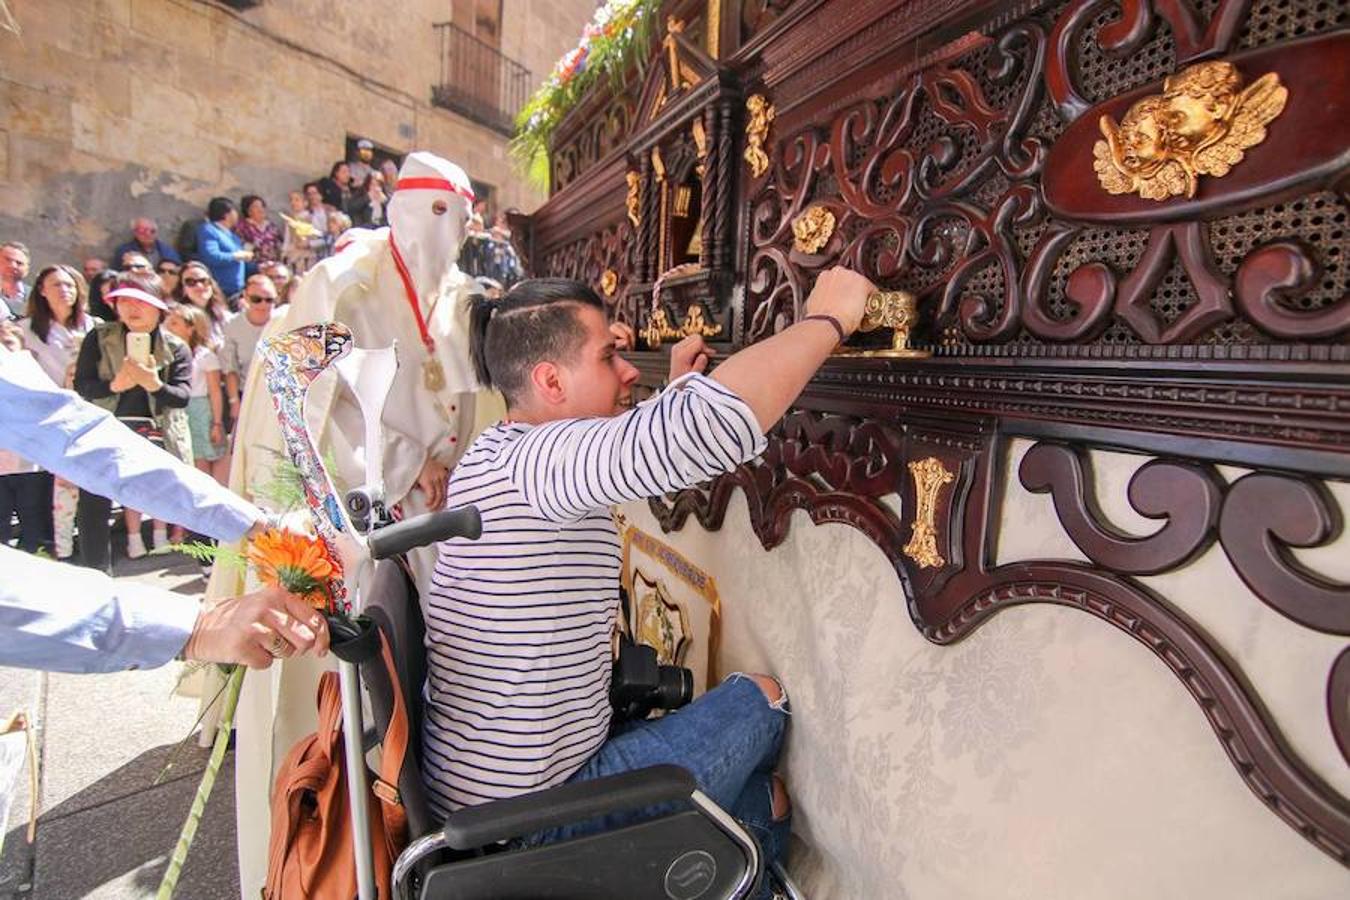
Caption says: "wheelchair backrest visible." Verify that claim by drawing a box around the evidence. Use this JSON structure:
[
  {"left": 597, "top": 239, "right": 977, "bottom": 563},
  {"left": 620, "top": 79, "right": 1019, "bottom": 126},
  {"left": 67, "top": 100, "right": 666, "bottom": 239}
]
[{"left": 360, "top": 557, "right": 436, "bottom": 838}]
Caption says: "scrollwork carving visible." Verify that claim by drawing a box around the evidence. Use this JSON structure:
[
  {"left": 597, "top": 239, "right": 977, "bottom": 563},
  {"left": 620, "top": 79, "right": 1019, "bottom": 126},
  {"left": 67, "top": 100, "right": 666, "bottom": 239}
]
[
  {"left": 1018, "top": 442, "right": 1223, "bottom": 574},
  {"left": 1218, "top": 472, "right": 1350, "bottom": 636},
  {"left": 541, "top": 217, "right": 638, "bottom": 327},
  {"left": 1329, "top": 646, "right": 1350, "bottom": 768}
]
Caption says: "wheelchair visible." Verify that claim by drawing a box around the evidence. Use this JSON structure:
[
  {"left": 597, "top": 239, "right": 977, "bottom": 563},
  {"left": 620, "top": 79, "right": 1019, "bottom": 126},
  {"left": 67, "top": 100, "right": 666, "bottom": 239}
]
[{"left": 329, "top": 547, "right": 803, "bottom": 900}]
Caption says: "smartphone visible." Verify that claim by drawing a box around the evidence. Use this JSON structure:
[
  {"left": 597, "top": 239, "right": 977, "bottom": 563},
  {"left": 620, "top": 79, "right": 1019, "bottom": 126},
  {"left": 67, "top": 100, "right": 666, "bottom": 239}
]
[{"left": 126, "top": 332, "right": 152, "bottom": 366}]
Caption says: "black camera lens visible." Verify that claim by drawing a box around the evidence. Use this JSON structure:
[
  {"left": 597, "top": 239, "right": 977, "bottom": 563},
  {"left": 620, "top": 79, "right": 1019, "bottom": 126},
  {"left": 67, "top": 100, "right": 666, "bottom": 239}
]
[{"left": 654, "top": 665, "right": 693, "bottom": 710}]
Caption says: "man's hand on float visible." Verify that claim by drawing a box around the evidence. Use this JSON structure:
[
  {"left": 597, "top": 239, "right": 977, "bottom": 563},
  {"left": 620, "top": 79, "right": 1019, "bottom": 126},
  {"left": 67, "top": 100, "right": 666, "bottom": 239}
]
[
  {"left": 182, "top": 585, "right": 330, "bottom": 669},
  {"left": 669, "top": 334, "right": 713, "bottom": 381},
  {"left": 416, "top": 457, "right": 449, "bottom": 512},
  {"left": 609, "top": 321, "right": 635, "bottom": 352}
]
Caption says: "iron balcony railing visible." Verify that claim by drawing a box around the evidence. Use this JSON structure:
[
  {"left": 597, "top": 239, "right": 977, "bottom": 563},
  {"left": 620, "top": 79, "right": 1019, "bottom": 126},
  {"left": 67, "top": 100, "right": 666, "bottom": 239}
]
[{"left": 432, "top": 22, "right": 533, "bottom": 135}]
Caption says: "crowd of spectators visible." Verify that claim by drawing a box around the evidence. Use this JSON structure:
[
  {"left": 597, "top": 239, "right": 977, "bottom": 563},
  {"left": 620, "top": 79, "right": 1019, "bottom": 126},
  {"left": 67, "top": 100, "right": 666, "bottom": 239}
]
[{"left": 0, "top": 137, "right": 526, "bottom": 569}]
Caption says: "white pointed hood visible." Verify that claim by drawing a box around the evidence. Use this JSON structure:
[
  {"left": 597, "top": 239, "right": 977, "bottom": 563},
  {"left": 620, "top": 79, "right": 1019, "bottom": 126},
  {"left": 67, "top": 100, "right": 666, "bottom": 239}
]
[{"left": 387, "top": 151, "right": 475, "bottom": 302}]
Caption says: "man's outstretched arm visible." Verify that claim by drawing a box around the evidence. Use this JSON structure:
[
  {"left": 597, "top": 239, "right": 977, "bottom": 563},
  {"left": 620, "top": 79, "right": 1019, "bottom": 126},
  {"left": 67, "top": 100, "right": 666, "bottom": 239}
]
[
  {"left": 0, "top": 546, "right": 328, "bottom": 673},
  {"left": 0, "top": 344, "right": 262, "bottom": 542}
]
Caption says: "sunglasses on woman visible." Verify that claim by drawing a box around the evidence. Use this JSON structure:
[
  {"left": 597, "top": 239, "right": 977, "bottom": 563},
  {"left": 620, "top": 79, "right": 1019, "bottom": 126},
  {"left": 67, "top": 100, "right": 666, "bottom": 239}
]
[{"left": 182, "top": 276, "right": 209, "bottom": 288}]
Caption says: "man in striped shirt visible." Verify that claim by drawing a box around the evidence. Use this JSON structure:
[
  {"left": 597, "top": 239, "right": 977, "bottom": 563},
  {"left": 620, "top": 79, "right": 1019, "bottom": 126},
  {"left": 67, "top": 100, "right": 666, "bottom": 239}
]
[{"left": 424, "top": 268, "right": 874, "bottom": 870}]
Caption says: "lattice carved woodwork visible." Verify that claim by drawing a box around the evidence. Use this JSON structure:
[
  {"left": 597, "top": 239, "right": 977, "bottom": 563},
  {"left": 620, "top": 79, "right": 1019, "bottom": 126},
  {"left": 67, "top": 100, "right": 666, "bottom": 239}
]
[
  {"left": 742, "top": 0, "right": 1350, "bottom": 351},
  {"left": 540, "top": 218, "right": 640, "bottom": 328},
  {"left": 552, "top": 92, "right": 640, "bottom": 194}
]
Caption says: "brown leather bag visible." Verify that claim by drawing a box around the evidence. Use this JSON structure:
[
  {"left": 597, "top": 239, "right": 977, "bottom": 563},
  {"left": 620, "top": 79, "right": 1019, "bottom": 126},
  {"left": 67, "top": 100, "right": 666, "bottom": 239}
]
[{"left": 263, "top": 633, "right": 409, "bottom": 899}]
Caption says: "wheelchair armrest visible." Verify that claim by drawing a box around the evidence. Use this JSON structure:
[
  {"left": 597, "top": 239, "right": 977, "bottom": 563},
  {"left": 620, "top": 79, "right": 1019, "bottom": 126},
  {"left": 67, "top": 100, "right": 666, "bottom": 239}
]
[{"left": 441, "top": 764, "right": 696, "bottom": 849}]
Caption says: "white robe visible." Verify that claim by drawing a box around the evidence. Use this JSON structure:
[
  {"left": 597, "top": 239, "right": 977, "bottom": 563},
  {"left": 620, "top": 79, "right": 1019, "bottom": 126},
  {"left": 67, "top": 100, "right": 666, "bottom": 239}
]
[{"left": 206, "top": 232, "right": 491, "bottom": 898}]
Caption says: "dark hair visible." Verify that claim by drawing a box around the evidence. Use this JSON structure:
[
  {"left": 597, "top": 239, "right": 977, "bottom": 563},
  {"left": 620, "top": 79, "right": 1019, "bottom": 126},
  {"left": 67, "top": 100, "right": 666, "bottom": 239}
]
[
  {"left": 88, "top": 269, "right": 120, "bottom": 321},
  {"left": 241, "top": 194, "right": 266, "bottom": 218},
  {"left": 172, "top": 260, "right": 228, "bottom": 327},
  {"left": 28, "top": 264, "right": 90, "bottom": 343},
  {"left": 206, "top": 196, "right": 236, "bottom": 222},
  {"left": 330, "top": 161, "right": 349, "bottom": 180},
  {"left": 469, "top": 278, "right": 605, "bottom": 406}
]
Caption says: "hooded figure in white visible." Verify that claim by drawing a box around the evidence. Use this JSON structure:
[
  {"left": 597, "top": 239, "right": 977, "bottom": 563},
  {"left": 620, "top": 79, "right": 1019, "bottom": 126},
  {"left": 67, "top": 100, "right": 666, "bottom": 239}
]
[{"left": 207, "top": 152, "right": 489, "bottom": 898}]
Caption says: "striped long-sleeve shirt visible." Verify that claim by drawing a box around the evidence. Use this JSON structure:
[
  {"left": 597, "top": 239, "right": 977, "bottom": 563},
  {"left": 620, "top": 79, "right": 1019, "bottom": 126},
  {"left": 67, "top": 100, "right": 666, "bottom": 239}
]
[{"left": 422, "top": 373, "right": 767, "bottom": 815}]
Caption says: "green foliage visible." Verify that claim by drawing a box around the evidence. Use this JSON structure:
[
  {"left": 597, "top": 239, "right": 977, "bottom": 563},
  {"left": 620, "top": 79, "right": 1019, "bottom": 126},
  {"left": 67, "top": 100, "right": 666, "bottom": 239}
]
[
  {"left": 511, "top": 0, "right": 660, "bottom": 187},
  {"left": 254, "top": 446, "right": 340, "bottom": 513}
]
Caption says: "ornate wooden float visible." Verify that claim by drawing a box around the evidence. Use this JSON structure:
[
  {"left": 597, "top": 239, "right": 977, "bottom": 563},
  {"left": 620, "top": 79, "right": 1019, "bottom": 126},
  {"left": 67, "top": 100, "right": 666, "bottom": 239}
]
[{"left": 516, "top": 2, "right": 1350, "bottom": 894}]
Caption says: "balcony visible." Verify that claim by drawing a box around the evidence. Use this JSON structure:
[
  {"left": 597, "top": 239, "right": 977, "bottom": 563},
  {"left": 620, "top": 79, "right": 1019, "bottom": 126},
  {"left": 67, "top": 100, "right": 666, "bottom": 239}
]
[{"left": 432, "top": 22, "right": 533, "bottom": 136}]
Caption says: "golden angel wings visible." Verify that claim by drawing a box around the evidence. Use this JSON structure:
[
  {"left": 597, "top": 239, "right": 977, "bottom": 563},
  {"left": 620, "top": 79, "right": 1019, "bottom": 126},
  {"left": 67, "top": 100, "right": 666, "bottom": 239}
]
[{"left": 1093, "top": 61, "right": 1288, "bottom": 201}]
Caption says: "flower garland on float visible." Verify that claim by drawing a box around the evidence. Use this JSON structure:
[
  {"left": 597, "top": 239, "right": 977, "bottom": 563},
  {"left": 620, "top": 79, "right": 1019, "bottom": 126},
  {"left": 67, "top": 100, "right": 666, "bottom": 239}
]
[{"left": 512, "top": 0, "right": 660, "bottom": 186}]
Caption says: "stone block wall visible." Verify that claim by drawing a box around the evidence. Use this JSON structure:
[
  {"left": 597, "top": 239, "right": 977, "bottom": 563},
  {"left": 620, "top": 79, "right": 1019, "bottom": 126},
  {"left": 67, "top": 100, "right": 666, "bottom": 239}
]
[{"left": 0, "top": 0, "right": 597, "bottom": 269}]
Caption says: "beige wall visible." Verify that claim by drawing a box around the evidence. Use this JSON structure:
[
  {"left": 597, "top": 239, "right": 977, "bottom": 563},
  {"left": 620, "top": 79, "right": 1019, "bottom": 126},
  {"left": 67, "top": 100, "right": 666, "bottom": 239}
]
[
  {"left": 0, "top": 0, "right": 595, "bottom": 268},
  {"left": 618, "top": 440, "right": 1350, "bottom": 898}
]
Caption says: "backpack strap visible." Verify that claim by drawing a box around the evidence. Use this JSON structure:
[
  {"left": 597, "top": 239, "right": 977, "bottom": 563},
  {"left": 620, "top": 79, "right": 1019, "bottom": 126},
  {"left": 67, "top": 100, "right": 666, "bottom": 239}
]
[{"left": 370, "top": 631, "right": 409, "bottom": 842}]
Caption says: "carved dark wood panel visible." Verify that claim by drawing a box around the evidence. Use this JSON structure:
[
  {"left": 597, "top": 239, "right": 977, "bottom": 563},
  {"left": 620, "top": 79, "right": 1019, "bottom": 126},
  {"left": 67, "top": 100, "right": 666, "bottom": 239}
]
[
  {"left": 529, "top": 0, "right": 1350, "bottom": 872},
  {"left": 539, "top": 217, "right": 640, "bottom": 328},
  {"left": 552, "top": 91, "right": 641, "bottom": 194},
  {"left": 742, "top": 0, "right": 1349, "bottom": 352}
]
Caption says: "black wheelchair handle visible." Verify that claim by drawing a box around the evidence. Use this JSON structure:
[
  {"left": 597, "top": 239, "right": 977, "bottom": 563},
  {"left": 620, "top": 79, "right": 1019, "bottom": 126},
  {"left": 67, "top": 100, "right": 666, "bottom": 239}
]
[
  {"left": 441, "top": 764, "right": 697, "bottom": 849},
  {"left": 367, "top": 505, "right": 482, "bottom": 561}
]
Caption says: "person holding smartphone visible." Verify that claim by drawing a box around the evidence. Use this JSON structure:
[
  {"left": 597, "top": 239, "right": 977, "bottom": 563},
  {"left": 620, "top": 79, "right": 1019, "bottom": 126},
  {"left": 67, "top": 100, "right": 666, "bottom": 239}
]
[{"left": 72, "top": 272, "right": 194, "bottom": 571}]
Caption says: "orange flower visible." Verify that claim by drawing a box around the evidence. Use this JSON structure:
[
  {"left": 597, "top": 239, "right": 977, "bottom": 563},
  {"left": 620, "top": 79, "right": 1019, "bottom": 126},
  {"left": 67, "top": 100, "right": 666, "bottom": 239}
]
[{"left": 246, "top": 528, "right": 339, "bottom": 610}]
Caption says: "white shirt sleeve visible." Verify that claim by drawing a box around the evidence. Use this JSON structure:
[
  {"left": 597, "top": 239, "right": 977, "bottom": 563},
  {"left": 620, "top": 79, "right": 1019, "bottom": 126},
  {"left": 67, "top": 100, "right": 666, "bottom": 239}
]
[
  {"left": 0, "top": 545, "right": 198, "bottom": 673},
  {"left": 0, "top": 344, "right": 261, "bottom": 541}
]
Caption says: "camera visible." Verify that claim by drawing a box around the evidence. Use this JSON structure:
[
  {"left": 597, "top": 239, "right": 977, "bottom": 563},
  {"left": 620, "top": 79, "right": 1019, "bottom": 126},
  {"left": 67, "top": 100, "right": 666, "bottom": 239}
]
[{"left": 610, "top": 633, "right": 694, "bottom": 723}]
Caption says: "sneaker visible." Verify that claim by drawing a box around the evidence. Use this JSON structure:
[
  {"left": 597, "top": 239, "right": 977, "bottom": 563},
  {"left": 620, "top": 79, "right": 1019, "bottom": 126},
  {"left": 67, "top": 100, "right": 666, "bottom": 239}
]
[
  {"left": 127, "top": 532, "right": 147, "bottom": 559},
  {"left": 152, "top": 527, "right": 169, "bottom": 551}
]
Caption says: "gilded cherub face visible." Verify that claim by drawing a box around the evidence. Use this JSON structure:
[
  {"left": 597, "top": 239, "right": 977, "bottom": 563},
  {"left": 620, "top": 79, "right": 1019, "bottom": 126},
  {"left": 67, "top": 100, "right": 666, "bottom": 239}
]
[
  {"left": 1116, "top": 96, "right": 1173, "bottom": 172},
  {"left": 1162, "top": 61, "right": 1242, "bottom": 146},
  {"left": 1164, "top": 91, "right": 1233, "bottom": 146}
]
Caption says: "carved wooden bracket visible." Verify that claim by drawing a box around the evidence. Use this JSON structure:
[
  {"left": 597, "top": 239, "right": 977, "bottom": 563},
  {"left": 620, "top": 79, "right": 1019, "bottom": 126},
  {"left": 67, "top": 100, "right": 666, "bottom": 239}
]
[{"left": 649, "top": 418, "right": 1350, "bottom": 866}]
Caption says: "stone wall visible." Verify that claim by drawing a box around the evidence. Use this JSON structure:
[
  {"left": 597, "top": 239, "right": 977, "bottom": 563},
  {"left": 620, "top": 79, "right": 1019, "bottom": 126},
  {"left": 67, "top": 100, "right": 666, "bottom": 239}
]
[{"left": 0, "top": 0, "right": 596, "bottom": 269}]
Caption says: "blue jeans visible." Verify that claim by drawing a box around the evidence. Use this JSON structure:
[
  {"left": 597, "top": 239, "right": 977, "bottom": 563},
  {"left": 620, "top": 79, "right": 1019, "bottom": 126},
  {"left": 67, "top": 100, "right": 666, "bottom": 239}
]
[{"left": 530, "top": 673, "right": 791, "bottom": 893}]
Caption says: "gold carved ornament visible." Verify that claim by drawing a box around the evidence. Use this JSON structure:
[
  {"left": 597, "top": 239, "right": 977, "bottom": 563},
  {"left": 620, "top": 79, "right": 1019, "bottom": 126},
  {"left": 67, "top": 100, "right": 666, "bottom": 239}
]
[
  {"left": 641, "top": 308, "right": 683, "bottom": 348},
  {"left": 904, "top": 457, "right": 955, "bottom": 570},
  {"left": 599, "top": 269, "right": 618, "bottom": 298},
  {"left": 641, "top": 304, "right": 722, "bottom": 348},
  {"left": 692, "top": 117, "right": 708, "bottom": 178},
  {"left": 832, "top": 289, "right": 931, "bottom": 359},
  {"left": 744, "top": 94, "right": 775, "bottom": 178},
  {"left": 681, "top": 304, "right": 722, "bottom": 339},
  {"left": 791, "top": 205, "right": 835, "bottom": 254},
  {"left": 1094, "top": 60, "right": 1288, "bottom": 201},
  {"left": 625, "top": 171, "right": 641, "bottom": 228}
]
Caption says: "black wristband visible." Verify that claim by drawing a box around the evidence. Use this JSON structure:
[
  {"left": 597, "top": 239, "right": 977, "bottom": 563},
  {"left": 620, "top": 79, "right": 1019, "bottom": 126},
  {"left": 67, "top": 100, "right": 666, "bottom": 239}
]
[{"left": 801, "top": 314, "right": 846, "bottom": 343}]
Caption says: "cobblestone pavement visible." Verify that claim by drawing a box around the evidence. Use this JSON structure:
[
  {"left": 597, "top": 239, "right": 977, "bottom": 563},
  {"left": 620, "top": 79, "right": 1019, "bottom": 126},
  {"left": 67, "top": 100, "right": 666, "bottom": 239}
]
[{"left": 0, "top": 552, "right": 239, "bottom": 900}]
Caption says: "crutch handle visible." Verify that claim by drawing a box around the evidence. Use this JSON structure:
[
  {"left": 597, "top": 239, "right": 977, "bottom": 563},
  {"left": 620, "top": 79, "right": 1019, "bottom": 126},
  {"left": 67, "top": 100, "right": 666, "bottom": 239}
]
[{"left": 367, "top": 505, "right": 482, "bottom": 560}]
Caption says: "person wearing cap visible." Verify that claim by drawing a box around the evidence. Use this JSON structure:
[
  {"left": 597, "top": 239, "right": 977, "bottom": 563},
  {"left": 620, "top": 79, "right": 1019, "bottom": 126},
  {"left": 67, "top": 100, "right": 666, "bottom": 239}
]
[
  {"left": 348, "top": 137, "right": 376, "bottom": 190},
  {"left": 72, "top": 272, "right": 194, "bottom": 571},
  {"left": 219, "top": 151, "right": 484, "bottom": 896}
]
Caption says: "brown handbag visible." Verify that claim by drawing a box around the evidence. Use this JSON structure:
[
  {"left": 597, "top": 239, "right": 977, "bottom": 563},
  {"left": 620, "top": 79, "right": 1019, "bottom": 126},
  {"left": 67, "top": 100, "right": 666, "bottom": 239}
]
[{"left": 263, "top": 633, "right": 409, "bottom": 899}]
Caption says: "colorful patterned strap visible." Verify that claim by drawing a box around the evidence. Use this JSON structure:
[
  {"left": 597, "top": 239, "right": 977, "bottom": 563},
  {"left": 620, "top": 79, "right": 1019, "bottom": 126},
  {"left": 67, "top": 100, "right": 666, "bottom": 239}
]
[{"left": 257, "top": 322, "right": 356, "bottom": 611}]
